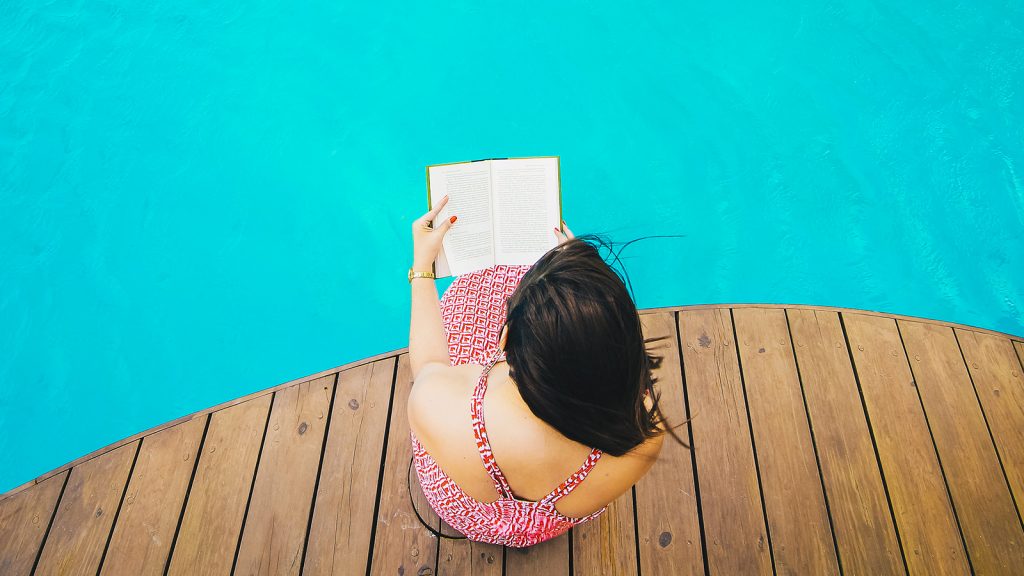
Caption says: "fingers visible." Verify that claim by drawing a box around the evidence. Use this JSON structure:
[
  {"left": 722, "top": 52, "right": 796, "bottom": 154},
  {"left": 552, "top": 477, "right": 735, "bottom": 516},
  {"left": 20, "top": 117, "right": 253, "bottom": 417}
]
[
  {"left": 436, "top": 214, "right": 457, "bottom": 234},
  {"left": 424, "top": 195, "right": 449, "bottom": 220},
  {"left": 561, "top": 220, "right": 575, "bottom": 239},
  {"left": 553, "top": 220, "right": 574, "bottom": 245},
  {"left": 413, "top": 195, "right": 449, "bottom": 231}
]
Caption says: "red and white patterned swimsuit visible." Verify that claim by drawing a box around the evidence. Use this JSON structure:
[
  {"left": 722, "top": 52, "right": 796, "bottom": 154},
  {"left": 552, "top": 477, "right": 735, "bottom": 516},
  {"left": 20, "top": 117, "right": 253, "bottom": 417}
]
[{"left": 410, "top": 265, "right": 608, "bottom": 548}]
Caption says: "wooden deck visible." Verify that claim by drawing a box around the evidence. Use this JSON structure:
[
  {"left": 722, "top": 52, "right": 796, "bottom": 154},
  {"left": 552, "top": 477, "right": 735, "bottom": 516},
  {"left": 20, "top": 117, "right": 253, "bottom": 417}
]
[{"left": 2, "top": 304, "right": 1023, "bottom": 575}]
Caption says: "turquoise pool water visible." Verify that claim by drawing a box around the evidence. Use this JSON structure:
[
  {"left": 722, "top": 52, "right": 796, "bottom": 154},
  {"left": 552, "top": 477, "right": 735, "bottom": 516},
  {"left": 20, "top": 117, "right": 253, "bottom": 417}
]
[{"left": 1, "top": 1, "right": 1022, "bottom": 492}]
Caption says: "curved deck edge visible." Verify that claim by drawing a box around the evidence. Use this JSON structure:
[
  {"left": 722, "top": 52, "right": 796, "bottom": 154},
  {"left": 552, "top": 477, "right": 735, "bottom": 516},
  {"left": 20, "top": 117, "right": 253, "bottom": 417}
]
[{"left": 3, "top": 302, "right": 1021, "bottom": 501}]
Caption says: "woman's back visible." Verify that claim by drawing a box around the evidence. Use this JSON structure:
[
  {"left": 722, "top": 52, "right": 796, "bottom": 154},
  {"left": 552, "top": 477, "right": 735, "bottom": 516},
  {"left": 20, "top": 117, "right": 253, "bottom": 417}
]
[
  {"left": 406, "top": 263, "right": 664, "bottom": 546},
  {"left": 409, "top": 358, "right": 662, "bottom": 521}
]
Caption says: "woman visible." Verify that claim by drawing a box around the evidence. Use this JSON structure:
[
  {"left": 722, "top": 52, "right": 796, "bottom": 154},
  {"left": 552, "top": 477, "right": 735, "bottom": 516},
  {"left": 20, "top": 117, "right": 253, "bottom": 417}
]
[{"left": 407, "top": 196, "right": 683, "bottom": 548}]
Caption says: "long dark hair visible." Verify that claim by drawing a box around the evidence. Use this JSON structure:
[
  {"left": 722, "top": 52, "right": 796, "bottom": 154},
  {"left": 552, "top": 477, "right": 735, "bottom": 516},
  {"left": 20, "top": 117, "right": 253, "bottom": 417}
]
[{"left": 503, "top": 234, "right": 690, "bottom": 456}]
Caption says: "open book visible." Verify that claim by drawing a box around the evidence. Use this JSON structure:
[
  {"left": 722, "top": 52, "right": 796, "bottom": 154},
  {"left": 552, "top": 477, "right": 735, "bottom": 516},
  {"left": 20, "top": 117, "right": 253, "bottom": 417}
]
[{"left": 426, "top": 156, "right": 562, "bottom": 277}]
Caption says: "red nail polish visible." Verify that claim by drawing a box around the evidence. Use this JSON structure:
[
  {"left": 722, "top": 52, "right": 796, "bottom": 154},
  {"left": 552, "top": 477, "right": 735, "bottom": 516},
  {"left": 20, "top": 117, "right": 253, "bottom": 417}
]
[{"left": 450, "top": 215, "right": 457, "bottom": 223}]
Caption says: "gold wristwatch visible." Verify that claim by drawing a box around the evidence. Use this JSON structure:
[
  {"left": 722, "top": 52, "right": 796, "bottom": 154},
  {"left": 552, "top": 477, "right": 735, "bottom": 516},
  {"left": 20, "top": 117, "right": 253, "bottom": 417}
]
[{"left": 408, "top": 268, "right": 435, "bottom": 283}]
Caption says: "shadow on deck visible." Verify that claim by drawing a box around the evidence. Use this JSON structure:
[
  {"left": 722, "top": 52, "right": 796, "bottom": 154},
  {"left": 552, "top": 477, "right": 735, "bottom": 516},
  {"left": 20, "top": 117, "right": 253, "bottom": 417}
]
[{"left": 2, "top": 305, "right": 1023, "bottom": 575}]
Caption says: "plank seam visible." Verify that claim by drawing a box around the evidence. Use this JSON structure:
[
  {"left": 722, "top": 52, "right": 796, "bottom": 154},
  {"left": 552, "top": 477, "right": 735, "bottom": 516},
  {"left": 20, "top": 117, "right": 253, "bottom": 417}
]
[
  {"left": 298, "top": 371, "right": 341, "bottom": 574},
  {"left": 230, "top": 391, "right": 276, "bottom": 576},
  {"left": 2, "top": 352, "right": 406, "bottom": 501},
  {"left": 642, "top": 304, "right": 1023, "bottom": 341},
  {"left": 894, "top": 322, "right": 975, "bottom": 575},
  {"left": 162, "top": 413, "right": 212, "bottom": 576},
  {"left": 365, "top": 356, "right": 400, "bottom": 576},
  {"left": 837, "top": 312, "right": 910, "bottom": 575},
  {"left": 95, "top": 440, "right": 142, "bottom": 575},
  {"left": 29, "top": 470, "right": 70, "bottom": 576},
  {"left": 729, "top": 309, "right": 777, "bottom": 576},
  {"left": 432, "top": 522, "right": 441, "bottom": 576},
  {"left": 674, "top": 310, "right": 710, "bottom": 576},
  {"left": 6, "top": 305, "right": 1018, "bottom": 504},
  {"left": 952, "top": 331, "right": 1024, "bottom": 533},
  {"left": 568, "top": 526, "right": 574, "bottom": 575},
  {"left": 783, "top": 309, "right": 843, "bottom": 575},
  {"left": 631, "top": 486, "right": 642, "bottom": 576}
]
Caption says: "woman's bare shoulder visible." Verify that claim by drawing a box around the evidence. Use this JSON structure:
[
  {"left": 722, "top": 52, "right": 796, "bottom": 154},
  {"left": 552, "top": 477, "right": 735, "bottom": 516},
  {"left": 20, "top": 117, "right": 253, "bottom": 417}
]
[
  {"left": 407, "top": 363, "right": 481, "bottom": 441},
  {"left": 622, "top": 430, "right": 665, "bottom": 478}
]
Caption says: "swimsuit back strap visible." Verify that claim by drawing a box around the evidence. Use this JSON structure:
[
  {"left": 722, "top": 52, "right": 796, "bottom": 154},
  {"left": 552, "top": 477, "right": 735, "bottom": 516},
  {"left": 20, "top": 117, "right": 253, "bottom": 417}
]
[
  {"left": 470, "top": 350, "right": 515, "bottom": 499},
  {"left": 541, "top": 448, "right": 603, "bottom": 504}
]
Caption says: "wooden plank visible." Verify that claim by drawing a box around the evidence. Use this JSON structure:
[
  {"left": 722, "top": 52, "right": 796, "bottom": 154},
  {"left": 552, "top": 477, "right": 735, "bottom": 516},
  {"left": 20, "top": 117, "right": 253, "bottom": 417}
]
[
  {"left": 644, "top": 304, "right": 1023, "bottom": 342},
  {"left": 369, "top": 354, "right": 440, "bottom": 576},
  {"left": 436, "top": 509, "right": 504, "bottom": 575},
  {"left": 304, "top": 359, "right": 396, "bottom": 575},
  {"left": 899, "top": 320, "right": 1024, "bottom": 572},
  {"left": 634, "top": 312, "right": 703, "bottom": 576},
  {"left": 235, "top": 374, "right": 335, "bottom": 575},
  {"left": 957, "top": 330, "right": 1024, "bottom": 523},
  {"left": 5, "top": 306, "right": 1022, "bottom": 506},
  {"left": 100, "top": 416, "right": 207, "bottom": 575},
  {"left": 1, "top": 349, "right": 405, "bottom": 501},
  {"left": 167, "top": 394, "right": 272, "bottom": 575},
  {"left": 504, "top": 532, "right": 569, "bottom": 576},
  {"left": 678, "top": 309, "right": 772, "bottom": 575},
  {"left": 0, "top": 470, "right": 67, "bottom": 575},
  {"left": 35, "top": 441, "right": 138, "bottom": 576},
  {"left": 572, "top": 491, "right": 637, "bottom": 575},
  {"left": 6, "top": 305, "right": 1019, "bottom": 506},
  {"left": 732, "top": 308, "right": 839, "bottom": 574},
  {"left": 843, "top": 313, "right": 969, "bottom": 574},
  {"left": 787, "top": 309, "right": 905, "bottom": 574},
  {"left": 437, "top": 531, "right": 503, "bottom": 576}
]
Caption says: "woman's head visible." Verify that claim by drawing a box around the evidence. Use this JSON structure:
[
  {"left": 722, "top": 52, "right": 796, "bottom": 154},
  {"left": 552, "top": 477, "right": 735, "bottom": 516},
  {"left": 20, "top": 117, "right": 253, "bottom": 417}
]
[{"left": 501, "top": 235, "right": 679, "bottom": 456}]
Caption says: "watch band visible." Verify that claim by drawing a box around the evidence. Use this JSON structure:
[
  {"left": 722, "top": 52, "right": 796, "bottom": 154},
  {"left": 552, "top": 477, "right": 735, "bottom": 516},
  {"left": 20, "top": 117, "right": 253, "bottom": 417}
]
[{"left": 408, "top": 268, "right": 436, "bottom": 283}]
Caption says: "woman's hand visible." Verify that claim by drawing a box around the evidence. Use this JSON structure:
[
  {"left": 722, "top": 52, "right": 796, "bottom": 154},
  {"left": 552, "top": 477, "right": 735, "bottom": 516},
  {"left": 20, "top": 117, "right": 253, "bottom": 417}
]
[
  {"left": 553, "top": 220, "right": 576, "bottom": 245},
  {"left": 412, "top": 195, "right": 456, "bottom": 269}
]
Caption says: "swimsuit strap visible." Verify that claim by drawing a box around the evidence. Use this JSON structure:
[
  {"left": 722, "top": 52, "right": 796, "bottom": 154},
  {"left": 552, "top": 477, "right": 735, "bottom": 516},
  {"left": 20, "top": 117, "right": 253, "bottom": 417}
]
[
  {"left": 541, "top": 447, "right": 604, "bottom": 504},
  {"left": 471, "top": 349, "right": 516, "bottom": 499},
  {"left": 471, "top": 348, "right": 604, "bottom": 505}
]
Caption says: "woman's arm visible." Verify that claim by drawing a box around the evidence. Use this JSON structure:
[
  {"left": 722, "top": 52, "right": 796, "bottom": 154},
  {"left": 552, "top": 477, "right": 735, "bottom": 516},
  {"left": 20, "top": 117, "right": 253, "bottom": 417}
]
[
  {"left": 409, "top": 270, "right": 449, "bottom": 378},
  {"left": 409, "top": 196, "right": 457, "bottom": 380}
]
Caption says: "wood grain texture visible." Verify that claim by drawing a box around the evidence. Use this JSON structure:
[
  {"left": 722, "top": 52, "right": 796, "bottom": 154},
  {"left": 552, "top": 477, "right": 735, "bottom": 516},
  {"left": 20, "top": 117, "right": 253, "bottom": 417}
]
[
  {"left": 678, "top": 309, "right": 772, "bottom": 575},
  {"left": 634, "top": 312, "right": 703, "bottom": 576},
  {"left": 899, "top": 320, "right": 1024, "bottom": 573},
  {"left": 6, "top": 303, "right": 1019, "bottom": 506},
  {"left": 787, "top": 309, "right": 904, "bottom": 575},
  {"left": 647, "top": 304, "right": 1022, "bottom": 342},
  {"left": 504, "top": 532, "right": 569, "bottom": 576},
  {"left": 437, "top": 533, "right": 503, "bottom": 576},
  {"left": 733, "top": 308, "right": 839, "bottom": 575},
  {"left": 7, "top": 306, "right": 1020, "bottom": 576},
  {"left": 167, "top": 394, "right": 272, "bottom": 576},
  {"left": 956, "top": 330, "right": 1024, "bottom": 524},
  {"left": 369, "top": 354, "right": 439, "bottom": 576},
  {"left": 1, "top": 351, "right": 405, "bottom": 503},
  {"left": 235, "top": 375, "right": 335, "bottom": 575},
  {"left": 843, "top": 313, "right": 969, "bottom": 575},
  {"left": 100, "top": 416, "right": 207, "bottom": 576},
  {"left": 35, "top": 442, "right": 138, "bottom": 576},
  {"left": 572, "top": 491, "right": 638, "bottom": 575},
  {"left": 0, "top": 470, "right": 67, "bottom": 576},
  {"left": 303, "top": 359, "right": 396, "bottom": 575}
]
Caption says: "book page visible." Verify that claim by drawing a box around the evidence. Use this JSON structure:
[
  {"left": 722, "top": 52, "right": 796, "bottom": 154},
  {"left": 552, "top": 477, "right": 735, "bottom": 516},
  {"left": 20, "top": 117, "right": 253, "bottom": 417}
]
[
  {"left": 491, "top": 157, "right": 561, "bottom": 265},
  {"left": 427, "top": 161, "right": 495, "bottom": 277}
]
